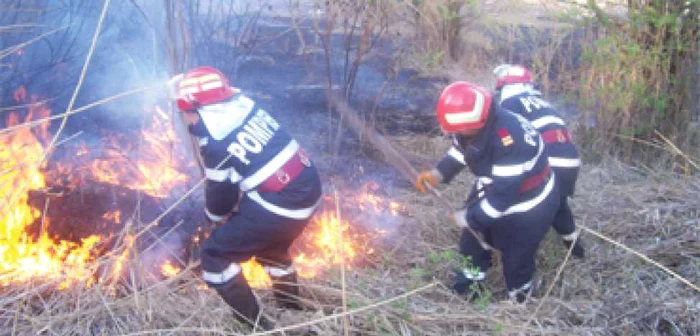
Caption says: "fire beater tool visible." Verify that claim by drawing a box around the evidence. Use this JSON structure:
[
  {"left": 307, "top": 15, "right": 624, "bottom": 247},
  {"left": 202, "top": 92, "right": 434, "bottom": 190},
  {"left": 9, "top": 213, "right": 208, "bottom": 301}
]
[{"left": 325, "top": 91, "right": 495, "bottom": 252}]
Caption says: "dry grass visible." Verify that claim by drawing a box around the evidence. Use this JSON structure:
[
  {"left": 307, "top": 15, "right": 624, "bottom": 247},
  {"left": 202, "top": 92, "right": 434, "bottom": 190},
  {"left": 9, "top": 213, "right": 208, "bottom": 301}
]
[
  {"left": 2, "top": 1, "right": 698, "bottom": 335},
  {"left": 2, "top": 133, "right": 699, "bottom": 335}
]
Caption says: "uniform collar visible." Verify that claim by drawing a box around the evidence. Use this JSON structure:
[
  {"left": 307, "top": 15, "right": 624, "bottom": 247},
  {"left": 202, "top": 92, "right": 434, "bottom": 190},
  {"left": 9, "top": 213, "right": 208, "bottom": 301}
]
[
  {"left": 499, "top": 83, "right": 540, "bottom": 102},
  {"left": 187, "top": 119, "right": 209, "bottom": 137},
  {"left": 195, "top": 95, "right": 256, "bottom": 141}
]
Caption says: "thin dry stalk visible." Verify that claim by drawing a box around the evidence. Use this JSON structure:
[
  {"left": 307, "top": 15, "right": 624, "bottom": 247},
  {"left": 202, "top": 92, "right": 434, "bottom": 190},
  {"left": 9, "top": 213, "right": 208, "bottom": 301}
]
[
  {"left": 334, "top": 188, "right": 350, "bottom": 336},
  {"left": 0, "top": 99, "right": 52, "bottom": 113},
  {"left": 247, "top": 282, "right": 439, "bottom": 336},
  {"left": 655, "top": 130, "right": 700, "bottom": 171},
  {"left": 0, "top": 23, "right": 46, "bottom": 32},
  {"left": 0, "top": 25, "right": 69, "bottom": 60},
  {"left": 0, "top": 87, "right": 151, "bottom": 136},
  {"left": 42, "top": 0, "right": 112, "bottom": 164},
  {"left": 580, "top": 224, "right": 700, "bottom": 293},
  {"left": 525, "top": 223, "right": 577, "bottom": 326},
  {"left": 131, "top": 149, "right": 235, "bottom": 242}
]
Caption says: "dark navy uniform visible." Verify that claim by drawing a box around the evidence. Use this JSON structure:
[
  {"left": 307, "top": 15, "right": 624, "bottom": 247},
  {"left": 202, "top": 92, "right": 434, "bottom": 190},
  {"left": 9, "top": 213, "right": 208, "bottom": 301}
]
[
  {"left": 498, "top": 84, "right": 581, "bottom": 248},
  {"left": 189, "top": 94, "right": 322, "bottom": 322},
  {"left": 436, "top": 103, "right": 560, "bottom": 302}
]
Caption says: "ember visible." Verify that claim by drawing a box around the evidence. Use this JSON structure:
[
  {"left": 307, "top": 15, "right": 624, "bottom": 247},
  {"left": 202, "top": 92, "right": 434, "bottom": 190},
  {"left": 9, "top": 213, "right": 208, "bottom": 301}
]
[
  {"left": 351, "top": 181, "right": 405, "bottom": 216},
  {"left": 160, "top": 259, "right": 181, "bottom": 278}
]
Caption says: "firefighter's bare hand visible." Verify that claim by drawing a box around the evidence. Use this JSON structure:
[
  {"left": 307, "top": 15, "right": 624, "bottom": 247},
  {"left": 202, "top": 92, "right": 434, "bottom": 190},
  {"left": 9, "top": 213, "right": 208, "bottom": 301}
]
[
  {"left": 449, "top": 209, "right": 470, "bottom": 228},
  {"left": 415, "top": 169, "right": 442, "bottom": 193}
]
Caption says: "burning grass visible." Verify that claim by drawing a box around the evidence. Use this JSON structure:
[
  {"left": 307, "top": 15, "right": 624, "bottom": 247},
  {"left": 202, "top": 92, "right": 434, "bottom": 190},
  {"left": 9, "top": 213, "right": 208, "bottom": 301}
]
[
  {"left": 2, "top": 128, "right": 699, "bottom": 334},
  {"left": 1, "top": 4, "right": 697, "bottom": 331},
  {"left": 0, "top": 72, "right": 697, "bottom": 336},
  {"left": 1, "top": 87, "right": 698, "bottom": 334}
]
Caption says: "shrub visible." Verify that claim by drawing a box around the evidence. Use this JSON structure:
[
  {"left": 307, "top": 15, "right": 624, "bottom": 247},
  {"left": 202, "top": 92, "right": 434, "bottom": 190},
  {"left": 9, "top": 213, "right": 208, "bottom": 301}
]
[{"left": 574, "top": 0, "right": 699, "bottom": 163}]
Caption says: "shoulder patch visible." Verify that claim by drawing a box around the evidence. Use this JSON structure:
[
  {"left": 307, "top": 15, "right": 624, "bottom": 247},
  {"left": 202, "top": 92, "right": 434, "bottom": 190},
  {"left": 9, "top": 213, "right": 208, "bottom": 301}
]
[{"left": 498, "top": 128, "right": 514, "bottom": 146}]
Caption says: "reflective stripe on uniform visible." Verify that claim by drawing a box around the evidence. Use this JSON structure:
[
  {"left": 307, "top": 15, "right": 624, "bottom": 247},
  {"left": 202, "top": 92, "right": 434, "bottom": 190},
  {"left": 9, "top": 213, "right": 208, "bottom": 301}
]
[
  {"left": 448, "top": 147, "right": 466, "bottom": 165},
  {"left": 491, "top": 137, "right": 544, "bottom": 177},
  {"left": 205, "top": 208, "right": 226, "bottom": 222},
  {"left": 247, "top": 191, "right": 321, "bottom": 220},
  {"left": 230, "top": 169, "right": 242, "bottom": 183},
  {"left": 561, "top": 230, "right": 580, "bottom": 242},
  {"left": 530, "top": 115, "right": 565, "bottom": 129},
  {"left": 476, "top": 177, "right": 492, "bottom": 198},
  {"left": 202, "top": 262, "right": 241, "bottom": 284},
  {"left": 264, "top": 265, "right": 296, "bottom": 277},
  {"left": 239, "top": 140, "right": 299, "bottom": 191},
  {"left": 479, "top": 173, "right": 555, "bottom": 219},
  {"left": 206, "top": 166, "right": 242, "bottom": 184},
  {"left": 549, "top": 157, "right": 581, "bottom": 168},
  {"left": 206, "top": 168, "right": 230, "bottom": 182},
  {"left": 508, "top": 280, "right": 533, "bottom": 298},
  {"left": 462, "top": 269, "right": 486, "bottom": 281}
]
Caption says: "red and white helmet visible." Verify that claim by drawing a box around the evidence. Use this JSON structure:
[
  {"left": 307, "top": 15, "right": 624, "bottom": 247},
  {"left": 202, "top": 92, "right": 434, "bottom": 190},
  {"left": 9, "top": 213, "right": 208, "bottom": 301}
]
[
  {"left": 176, "top": 66, "right": 236, "bottom": 111},
  {"left": 493, "top": 64, "right": 533, "bottom": 90},
  {"left": 436, "top": 82, "right": 492, "bottom": 133}
]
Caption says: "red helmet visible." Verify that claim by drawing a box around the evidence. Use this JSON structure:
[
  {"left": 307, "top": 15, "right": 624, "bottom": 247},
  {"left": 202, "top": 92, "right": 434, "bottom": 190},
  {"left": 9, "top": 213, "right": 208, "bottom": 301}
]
[
  {"left": 493, "top": 64, "right": 533, "bottom": 90},
  {"left": 436, "top": 82, "right": 492, "bottom": 133},
  {"left": 176, "top": 66, "right": 236, "bottom": 111}
]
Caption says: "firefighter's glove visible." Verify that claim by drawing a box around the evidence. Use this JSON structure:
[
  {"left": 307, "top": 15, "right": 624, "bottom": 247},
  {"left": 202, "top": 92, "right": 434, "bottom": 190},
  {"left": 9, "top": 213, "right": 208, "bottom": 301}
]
[
  {"left": 166, "top": 73, "right": 184, "bottom": 99},
  {"left": 449, "top": 209, "right": 470, "bottom": 228},
  {"left": 415, "top": 169, "right": 442, "bottom": 194}
]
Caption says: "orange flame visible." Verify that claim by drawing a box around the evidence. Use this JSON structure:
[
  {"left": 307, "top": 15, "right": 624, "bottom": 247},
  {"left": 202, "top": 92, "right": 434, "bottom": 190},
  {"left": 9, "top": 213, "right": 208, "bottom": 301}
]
[
  {"left": 86, "top": 108, "right": 189, "bottom": 198},
  {"left": 0, "top": 90, "right": 191, "bottom": 287},
  {"left": 13, "top": 86, "right": 26, "bottom": 102},
  {"left": 241, "top": 257, "right": 272, "bottom": 288},
  {"left": 0, "top": 105, "right": 102, "bottom": 287},
  {"left": 161, "top": 259, "right": 181, "bottom": 278},
  {"left": 240, "top": 204, "right": 386, "bottom": 288},
  {"left": 1, "top": 88, "right": 398, "bottom": 290},
  {"left": 294, "top": 210, "right": 362, "bottom": 278},
  {"left": 102, "top": 210, "right": 122, "bottom": 223},
  {"left": 352, "top": 182, "right": 405, "bottom": 216}
]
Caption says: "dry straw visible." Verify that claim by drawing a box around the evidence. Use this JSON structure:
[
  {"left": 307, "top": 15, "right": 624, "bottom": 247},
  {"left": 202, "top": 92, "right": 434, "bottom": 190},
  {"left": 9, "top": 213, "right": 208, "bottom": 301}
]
[{"left": 2, "top": 1, "right": 699, "bottom": 335}]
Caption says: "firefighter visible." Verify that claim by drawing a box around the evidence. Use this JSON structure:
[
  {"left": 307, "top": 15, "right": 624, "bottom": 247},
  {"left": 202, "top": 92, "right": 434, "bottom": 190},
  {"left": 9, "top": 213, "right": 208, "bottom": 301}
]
[
  {"left": 168, "top": 66, "right": 322, "bottom": 331},
  {"left": 416, "top": 81, "right": 560, "bottom": 304},
  {"left": 493, "top": 64, "right": 585, "bottom": 258}
]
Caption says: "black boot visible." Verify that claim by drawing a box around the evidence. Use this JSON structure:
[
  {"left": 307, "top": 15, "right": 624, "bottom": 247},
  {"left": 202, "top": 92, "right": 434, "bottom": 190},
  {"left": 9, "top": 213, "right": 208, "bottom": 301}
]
[
  {"left": 271, "top": 272, "right": 304, "bottom": 310},
  {"left": 453, "top": 268, "right": 486, "bottom": 302},
  {"left": 215, "top": 275, "right": 275, "bottom": 331},
  {"left": 562, "top": 237, "right": 585, "bottom": 259},
  {"left": 508, "top": 281, "right": 533, "bottom": 305}
]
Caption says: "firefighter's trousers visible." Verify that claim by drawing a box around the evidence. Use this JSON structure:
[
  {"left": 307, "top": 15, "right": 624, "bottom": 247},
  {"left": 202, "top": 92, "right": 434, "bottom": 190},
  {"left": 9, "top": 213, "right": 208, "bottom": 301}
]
[
  {"left": 551, "top": 166, "right": 578, "bottom": 237},
  {"left": 460, "top": 185, "right": 560, "bottom": 297},
  {"left": 200, "top": 194, "right": 312, "bottom": 324}
]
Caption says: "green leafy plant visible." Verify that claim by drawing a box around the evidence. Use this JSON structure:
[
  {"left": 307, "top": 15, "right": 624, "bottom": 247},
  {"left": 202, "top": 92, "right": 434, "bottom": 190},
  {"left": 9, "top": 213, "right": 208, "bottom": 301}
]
[{"left": 572, "top": 0, "right": 699, "bottom": 163}]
